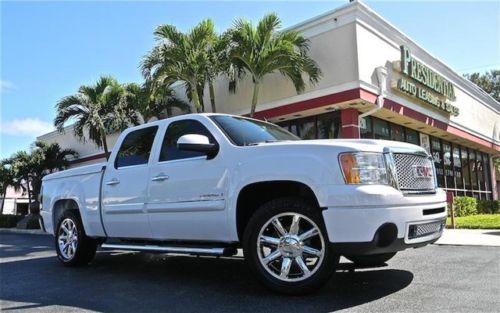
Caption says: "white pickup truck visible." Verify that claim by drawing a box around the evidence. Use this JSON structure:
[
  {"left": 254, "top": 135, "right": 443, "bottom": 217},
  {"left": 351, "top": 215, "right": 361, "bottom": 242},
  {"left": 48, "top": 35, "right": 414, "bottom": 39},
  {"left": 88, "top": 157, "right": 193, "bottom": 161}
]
[{"left": 41, "top": 113, "right": 446, "bottom": 294}]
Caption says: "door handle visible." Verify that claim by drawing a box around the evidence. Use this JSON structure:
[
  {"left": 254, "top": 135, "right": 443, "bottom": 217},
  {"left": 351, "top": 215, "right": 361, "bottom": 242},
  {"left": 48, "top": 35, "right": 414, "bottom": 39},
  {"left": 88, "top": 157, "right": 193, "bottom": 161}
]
[
  {"left": 151, "top": 174, "right": 169, "bottom": 182},
  {"left": 105, "top": 178, "right": 120, "bottom": 186}
]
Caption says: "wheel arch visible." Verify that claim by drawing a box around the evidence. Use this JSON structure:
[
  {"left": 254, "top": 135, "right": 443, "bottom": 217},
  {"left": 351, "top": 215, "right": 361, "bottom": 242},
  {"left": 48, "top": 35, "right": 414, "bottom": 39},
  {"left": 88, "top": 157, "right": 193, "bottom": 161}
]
[
  {"left": 235, "top": 180, "right": 321, "bottom": 242},
  {"left": 52, "top": 198, "right": 82, "bottom": 234}
]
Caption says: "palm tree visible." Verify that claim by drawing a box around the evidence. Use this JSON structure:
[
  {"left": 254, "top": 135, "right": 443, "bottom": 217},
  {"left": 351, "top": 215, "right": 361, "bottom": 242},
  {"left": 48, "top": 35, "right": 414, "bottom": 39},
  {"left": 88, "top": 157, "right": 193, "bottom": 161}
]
[
  {"left": 227, "top": 13, "right": 322, "bottom": 117},
  {"left": 0, "top": 161, "right": 19, "bottom": 214},
  {"left": 28, "top": 141, "right": 78, "bottom": 212},
  {"left": 205, "top": 33, "right": 231, "bottom": 113},
  {"left": 54, "top": 76, "right": 133, "bottom": 159},
  {"left": 122, "top": 82, "right": 190, "bottom": 123},
  {"left": 5, "top": 151, "right": 35, "bottom": 213},
  {"left": 141, "top": 19, "right": 217, "bottom": 113}
]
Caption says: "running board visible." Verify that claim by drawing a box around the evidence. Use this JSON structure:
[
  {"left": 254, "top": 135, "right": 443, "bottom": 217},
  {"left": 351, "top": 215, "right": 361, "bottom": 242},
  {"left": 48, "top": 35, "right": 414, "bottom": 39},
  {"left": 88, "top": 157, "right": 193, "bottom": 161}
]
[{"left": 101, "top": 243, "right": 233, "bottom": 256}]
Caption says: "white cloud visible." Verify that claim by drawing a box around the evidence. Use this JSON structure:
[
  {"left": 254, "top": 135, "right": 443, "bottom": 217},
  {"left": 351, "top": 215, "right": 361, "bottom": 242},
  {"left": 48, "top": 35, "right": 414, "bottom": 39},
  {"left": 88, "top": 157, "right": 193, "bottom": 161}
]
[
  {"left": 0, "top": 80, "right": 16, "bottom": 93},
  {"left": 0, "top": 118, "right": 54, "bottom": 137}
]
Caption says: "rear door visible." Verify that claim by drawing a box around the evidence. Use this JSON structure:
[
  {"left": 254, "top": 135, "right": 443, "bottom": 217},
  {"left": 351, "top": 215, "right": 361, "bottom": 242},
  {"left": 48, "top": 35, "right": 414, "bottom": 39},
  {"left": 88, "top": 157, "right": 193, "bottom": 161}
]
[
  {"left": 102, "top": 126, "right": 159, "bottom": 238},
  {"left": 146, "top": 119, "right": 229, "bottom": 241}
]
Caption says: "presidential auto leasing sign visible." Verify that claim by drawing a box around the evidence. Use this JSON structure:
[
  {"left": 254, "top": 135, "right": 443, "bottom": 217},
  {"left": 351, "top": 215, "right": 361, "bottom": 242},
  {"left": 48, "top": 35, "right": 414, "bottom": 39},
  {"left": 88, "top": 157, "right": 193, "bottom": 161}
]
[{"left": 393, "top": 46, "right": 459, "bottom": 116}]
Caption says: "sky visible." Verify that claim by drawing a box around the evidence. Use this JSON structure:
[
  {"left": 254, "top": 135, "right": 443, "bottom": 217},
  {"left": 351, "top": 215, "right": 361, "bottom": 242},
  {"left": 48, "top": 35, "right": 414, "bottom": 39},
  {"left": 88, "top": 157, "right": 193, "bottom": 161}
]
[{"left": 1, "top": 0, "right": 499, "bottom": 158}]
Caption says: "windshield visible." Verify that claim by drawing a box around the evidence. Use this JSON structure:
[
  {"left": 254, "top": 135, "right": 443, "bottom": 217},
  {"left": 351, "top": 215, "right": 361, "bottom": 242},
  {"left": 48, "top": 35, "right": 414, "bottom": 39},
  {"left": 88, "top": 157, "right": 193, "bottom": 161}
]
[{"left": 210, "top": 115, "right": 300, "bottom": 146}]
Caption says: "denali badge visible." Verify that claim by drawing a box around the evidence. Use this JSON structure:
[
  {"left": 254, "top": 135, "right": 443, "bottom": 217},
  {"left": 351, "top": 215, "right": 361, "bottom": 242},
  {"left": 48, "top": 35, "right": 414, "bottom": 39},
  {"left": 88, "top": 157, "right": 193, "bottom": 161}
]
[{"left": 413, "top": 165, "right": 433, "bottom": 178}]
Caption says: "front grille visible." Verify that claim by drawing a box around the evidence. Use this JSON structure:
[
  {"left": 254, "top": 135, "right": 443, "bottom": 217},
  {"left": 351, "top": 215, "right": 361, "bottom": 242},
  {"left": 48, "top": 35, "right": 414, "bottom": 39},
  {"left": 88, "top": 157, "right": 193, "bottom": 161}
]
[
  {"left": 408, "top": 220, "right": 445, "bottom": 240},
  {"left": 393, "top": 153, "right": 435, "bottom": 192}
]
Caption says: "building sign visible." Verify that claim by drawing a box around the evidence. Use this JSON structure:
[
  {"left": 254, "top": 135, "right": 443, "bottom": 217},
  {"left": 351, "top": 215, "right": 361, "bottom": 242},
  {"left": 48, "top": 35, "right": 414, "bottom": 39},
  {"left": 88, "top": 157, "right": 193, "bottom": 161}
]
[{"left": 393, "top": 46, "right": 459, "bottom": 116}]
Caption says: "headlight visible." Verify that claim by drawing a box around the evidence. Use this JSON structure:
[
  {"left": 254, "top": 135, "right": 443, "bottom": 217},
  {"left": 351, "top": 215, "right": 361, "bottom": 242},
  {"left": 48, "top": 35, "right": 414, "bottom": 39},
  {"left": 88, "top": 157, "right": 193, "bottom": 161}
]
[{"left": 339, "top": 152, "right": 388, "bottom": 184}]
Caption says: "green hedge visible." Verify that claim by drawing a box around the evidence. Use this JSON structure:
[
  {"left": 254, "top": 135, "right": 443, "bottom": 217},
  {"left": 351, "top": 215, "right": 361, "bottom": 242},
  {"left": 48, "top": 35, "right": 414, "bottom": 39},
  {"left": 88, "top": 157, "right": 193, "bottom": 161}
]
[
  {"left": 0, "top": 214, "right": 24, "bottom": 228},
  {"left": 477, "top": 200, "right": 500, "bottom": 214},
  {"left": 452, "top": 197, "right": 500, "bottom": 217}
]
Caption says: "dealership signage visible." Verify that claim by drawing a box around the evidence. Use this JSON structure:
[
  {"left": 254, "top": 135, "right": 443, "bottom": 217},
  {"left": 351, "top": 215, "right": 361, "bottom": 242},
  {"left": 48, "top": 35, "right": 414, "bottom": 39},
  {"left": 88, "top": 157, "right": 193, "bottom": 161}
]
[{"left": 393, "top": 46, "right": 459, "bottom": 116}]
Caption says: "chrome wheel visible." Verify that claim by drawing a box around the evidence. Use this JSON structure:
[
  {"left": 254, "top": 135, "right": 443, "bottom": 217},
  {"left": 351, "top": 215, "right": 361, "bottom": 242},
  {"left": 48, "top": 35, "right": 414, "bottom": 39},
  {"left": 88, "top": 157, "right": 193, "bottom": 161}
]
[
  {"left": 257, "top": 212, "right": 325, "bottom": 282},
  {"left": 58, "top": 218, "right": 78, "bottom": 260}
]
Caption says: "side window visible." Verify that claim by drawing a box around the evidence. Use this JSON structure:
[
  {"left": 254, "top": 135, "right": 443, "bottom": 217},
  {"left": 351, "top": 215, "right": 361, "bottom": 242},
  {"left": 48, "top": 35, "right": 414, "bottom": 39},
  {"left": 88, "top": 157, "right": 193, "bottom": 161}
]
[
  {"left": 115, "top": 126, "right": 158, "bottom": 168},
  {"left": 160, "top": 120, "right": 215, "bottom": 162}
]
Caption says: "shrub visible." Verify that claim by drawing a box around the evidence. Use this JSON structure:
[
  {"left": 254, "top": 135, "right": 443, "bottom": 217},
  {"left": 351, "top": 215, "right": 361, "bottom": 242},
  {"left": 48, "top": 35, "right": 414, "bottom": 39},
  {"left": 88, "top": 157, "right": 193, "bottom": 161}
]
[
  {"left": 477, "top": 200, "right": 500, "bottom": 214},
  {"left": 0, "top": 214, "right": 24, "bottom": 228},
  {"left": 453, "top": 196, "right": 477, "bottom": 217}
]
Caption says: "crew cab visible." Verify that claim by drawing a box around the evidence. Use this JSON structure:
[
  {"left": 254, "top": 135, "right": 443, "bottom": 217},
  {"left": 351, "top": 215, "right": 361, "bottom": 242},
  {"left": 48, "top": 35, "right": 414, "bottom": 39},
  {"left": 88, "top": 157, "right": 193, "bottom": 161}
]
[{"left": 41, "top": 113, "right": 447, "bottom": 294}]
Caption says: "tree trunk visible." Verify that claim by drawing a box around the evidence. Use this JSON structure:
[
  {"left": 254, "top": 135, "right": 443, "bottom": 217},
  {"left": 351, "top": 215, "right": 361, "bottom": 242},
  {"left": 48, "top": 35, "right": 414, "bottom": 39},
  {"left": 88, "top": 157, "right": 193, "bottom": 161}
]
[
  {"left": 0, "top": 190, "right": 6, "bottom": 215},
  {"left": 197, "top": 85, "right": 205, "bottom": 113},
  {"left": 101, "top": 128, "right": 110, "bottom": 160},
  {"left": 209, "top": 80, "right": 216, "bottom": 113},
  {"left": 26, "top": 180, "right": 32, "bottom": 214},
  {"left": 190, "top": 82, "right": 201, "bottom": 113},
  {"left": 250, "top": 80, "right": 261, "bottom": 118}
]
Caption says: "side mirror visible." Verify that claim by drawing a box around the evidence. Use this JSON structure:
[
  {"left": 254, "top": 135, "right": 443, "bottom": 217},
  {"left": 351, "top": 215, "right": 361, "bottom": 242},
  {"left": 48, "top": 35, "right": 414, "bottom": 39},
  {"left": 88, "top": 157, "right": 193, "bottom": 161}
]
[{"left": 177, "top": 134, "right": 219, "bottom": 159}]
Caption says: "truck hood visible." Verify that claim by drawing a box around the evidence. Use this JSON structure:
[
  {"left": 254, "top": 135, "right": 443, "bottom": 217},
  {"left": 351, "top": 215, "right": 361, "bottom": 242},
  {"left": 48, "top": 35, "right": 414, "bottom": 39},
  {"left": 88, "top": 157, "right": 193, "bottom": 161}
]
[
  {"left": 251, "top": 139, "right": 428, "bottom": 155},
  {"left": 43, "top": 162, "right": 105, "bottom": 181}
]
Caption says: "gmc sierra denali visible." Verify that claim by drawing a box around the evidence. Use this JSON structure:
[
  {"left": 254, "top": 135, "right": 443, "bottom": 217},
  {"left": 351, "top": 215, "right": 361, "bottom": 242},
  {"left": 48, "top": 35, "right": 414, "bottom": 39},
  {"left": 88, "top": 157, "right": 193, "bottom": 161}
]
[{"left": 41, "top": 113, "right": 447, "bottom": 294}]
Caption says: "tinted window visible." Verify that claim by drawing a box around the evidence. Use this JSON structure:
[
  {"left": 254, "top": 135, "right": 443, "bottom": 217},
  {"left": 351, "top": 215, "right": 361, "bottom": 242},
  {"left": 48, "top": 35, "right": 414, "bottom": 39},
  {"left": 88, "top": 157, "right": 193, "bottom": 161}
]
[
  {"left": 373, "top": 118, "right": 390, "bottom": 140},
  {"left": 115, "top": 126, "right": 158, "bottom": 168},
  {"left": 430, "top": 137, "right": 444, "bottom": 187},
  {"left": 360, "top": 116, "right": 373, "bottom": 139},
  {"left": 443, "top": 141, "right": 454, "bottom": 189},
  {"left": 160, "top": 120, "right": 215, "bottom": 162},
  {"left": 317, "top": 113, "right": 340, "bottom": 139},
  {"left": 390, "top": 124, "right": 404, "bottom": 142},
  {"left": 299, "top": 119, "right": 316, "bottom": 140},
  {"left": 453, "top": 146, "right": 463, "bottom": 189},
  {"left": 405, "top": 128, "right": 419, "bottom": 145},
  {"left": 211, "top": 115, "right": 299, "bottom": 146}
]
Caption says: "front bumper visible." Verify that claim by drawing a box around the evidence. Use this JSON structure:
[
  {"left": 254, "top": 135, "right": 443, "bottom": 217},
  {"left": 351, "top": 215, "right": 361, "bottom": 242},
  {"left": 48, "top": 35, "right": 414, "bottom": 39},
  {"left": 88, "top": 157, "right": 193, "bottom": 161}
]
[{"left": 320, "top": 185, "right": 447, "bottom": 255}]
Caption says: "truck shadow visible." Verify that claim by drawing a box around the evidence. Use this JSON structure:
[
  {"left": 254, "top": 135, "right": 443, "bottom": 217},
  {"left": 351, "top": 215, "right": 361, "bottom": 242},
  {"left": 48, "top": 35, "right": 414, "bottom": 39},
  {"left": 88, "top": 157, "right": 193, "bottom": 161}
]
[{"left": 0, "top": 250, "right": 414, "bottom": 312}]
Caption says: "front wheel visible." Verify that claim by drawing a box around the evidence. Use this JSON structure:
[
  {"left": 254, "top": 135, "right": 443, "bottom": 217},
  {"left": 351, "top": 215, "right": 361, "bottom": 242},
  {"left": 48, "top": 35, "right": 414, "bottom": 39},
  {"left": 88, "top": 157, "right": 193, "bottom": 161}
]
[
  {"left": 55, "top": 210, "right": 97, "bottom": 266},
  {"left": 243, "top": 198, "right": 338, "bottom": 295},
  {"left": 345, "top": 252, "right": 397, "bottom": 267}
]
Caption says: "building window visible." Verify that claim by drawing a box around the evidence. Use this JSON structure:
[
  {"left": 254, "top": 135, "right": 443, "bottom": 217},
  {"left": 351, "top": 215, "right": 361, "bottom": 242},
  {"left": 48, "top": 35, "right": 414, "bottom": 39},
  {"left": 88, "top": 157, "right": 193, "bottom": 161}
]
[
  {"left": 483, "top": 153, "right": 492, "bottom": 200},
  {"left": 442, "top": 141, "right": 454, "bottom": 189},
  {"left": 360, "top": 116, "right": 373, "bottom": 139},
  {"left": 430, "top": 137, "right": 445, "bottom": 188},
  {"left": 453, "top": 145, "right": 464, "bottom": 190},
  {"left": 373, "top": 118, "right": 390, "bottom": 140},
  {"left": 298, "top": 118, "right": 316, "bottom": 139},
  {"left": 477, "top": 152, "right": 485, "bottom": 193},
  {"left": 406, "top": 128, "right": 419, "bottom": 145},
  {"left": 469, "top": 150, "right": 478, "bottom": 190},
  {"left": 390, "top": 124, "right": 404, "bottom": 142},
  {"left": 461, "top": 148, "right": 471, "bottom": 190},
  {"left": 289, "top": 122, "right": 299, "bottom": 137},
  {"left": 317, "top": 112, "right": 340, "bottom": 139}
]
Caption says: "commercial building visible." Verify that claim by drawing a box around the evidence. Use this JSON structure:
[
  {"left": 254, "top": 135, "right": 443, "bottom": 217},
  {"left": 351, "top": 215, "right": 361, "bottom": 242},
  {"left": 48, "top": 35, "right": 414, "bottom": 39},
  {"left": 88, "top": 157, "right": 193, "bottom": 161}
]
[{"left": 37, "top": 0, "right": 500, "bottom": 200}]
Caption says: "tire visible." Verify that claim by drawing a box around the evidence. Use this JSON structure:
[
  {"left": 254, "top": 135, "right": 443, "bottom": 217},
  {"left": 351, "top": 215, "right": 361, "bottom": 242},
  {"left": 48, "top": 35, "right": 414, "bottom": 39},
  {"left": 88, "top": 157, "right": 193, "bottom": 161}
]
[
  {"left": 345, "top": 252, "right": 397, "bottom": 267},
  {"left": 243, "top": 197, "right": 338, "bottom": 295},
  {"left": 55, "top": 210, "right": 97, "bottom": 266}
]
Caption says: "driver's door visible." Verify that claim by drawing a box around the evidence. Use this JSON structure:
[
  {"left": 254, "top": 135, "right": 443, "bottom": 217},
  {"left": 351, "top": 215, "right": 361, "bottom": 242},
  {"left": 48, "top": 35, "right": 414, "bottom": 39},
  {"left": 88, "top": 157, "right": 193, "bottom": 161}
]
[{"left": 146, "top": 119, "right": 229, "bottom": 241}]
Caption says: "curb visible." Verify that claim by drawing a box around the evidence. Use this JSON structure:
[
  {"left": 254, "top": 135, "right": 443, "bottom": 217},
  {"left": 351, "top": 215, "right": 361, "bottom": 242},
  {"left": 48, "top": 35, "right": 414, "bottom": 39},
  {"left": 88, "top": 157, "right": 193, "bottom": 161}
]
[{"left": 0, "top": 228, "right": 51, "bottom": 235}]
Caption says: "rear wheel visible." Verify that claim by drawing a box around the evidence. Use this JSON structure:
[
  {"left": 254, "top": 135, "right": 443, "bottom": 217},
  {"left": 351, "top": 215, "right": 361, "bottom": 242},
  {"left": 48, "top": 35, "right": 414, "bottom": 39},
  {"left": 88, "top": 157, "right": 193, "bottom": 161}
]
[
  {"left": 243, "top": 198, "right": 338, "bottom": 295},
  {"left": 345, "top": 252, "right": 397, "bottom": 267},
  {"left": 55, "top": 210, "right": 97, "bottom": 266}
]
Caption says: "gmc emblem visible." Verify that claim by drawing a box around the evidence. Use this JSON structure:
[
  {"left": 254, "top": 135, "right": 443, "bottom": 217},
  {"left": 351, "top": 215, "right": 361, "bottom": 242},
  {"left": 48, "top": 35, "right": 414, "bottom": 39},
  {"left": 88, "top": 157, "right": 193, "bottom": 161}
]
[{"left": 413, "top": 165, "right": 433, "bottom": 178}]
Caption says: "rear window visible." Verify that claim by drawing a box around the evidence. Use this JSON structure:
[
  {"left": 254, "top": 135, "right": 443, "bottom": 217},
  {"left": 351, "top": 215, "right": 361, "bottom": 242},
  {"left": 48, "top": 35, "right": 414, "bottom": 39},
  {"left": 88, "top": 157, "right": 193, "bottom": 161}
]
[{"left": 115, "top": 126, "right": 158, "bottom": 168}]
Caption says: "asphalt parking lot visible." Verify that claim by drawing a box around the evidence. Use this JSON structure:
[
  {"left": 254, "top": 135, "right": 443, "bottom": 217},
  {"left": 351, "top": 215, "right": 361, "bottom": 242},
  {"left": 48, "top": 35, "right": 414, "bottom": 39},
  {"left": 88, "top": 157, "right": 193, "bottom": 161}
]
[{"left": 1, "top": 232, "right": 499, "bottom": 313}]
